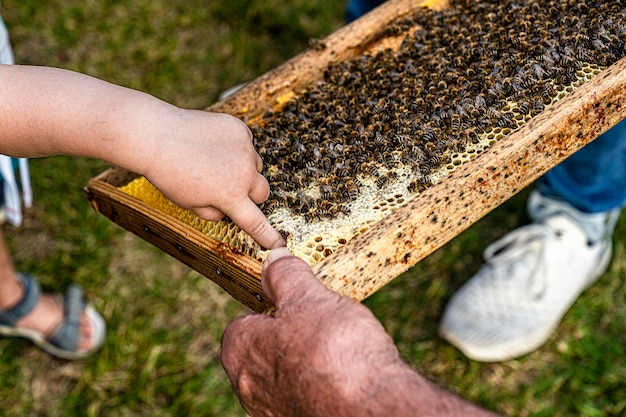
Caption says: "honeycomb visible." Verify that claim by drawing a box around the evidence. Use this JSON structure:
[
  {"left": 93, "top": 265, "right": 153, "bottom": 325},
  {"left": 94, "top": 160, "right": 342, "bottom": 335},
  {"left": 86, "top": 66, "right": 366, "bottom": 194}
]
[{"left": 120, "top": 0, "right": 624, "bottom": 265}]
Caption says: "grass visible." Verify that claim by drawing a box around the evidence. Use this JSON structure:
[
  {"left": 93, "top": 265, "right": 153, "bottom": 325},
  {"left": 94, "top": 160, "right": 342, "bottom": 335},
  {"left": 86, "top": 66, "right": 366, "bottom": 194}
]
[{"left": 1, "top": 1, "right": 625, "bottom": 416}]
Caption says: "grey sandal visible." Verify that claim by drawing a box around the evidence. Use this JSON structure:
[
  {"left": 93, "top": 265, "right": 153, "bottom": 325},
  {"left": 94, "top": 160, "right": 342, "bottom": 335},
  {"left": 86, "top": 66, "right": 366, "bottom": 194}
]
[{"left": 0, "top": 274, "right": 106, "bottom": 360}]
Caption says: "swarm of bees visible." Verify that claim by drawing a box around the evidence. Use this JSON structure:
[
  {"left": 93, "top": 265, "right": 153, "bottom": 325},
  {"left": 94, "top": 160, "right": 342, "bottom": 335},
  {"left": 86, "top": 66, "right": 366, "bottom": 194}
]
[{"left": 250, "top": 0, "right": 626, "bottom": 225}]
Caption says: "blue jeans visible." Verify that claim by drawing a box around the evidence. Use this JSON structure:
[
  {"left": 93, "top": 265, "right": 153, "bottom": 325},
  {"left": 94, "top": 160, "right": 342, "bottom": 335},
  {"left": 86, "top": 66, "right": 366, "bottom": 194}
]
[
  {"left": 539, "top": 119, "right": 626, "bottom": 213},
  {"left": 347, "top": 0, "right": 626, "bottom": 214},
  {"left": 345, "top": 0, "right": 386, "bottom": 22}
]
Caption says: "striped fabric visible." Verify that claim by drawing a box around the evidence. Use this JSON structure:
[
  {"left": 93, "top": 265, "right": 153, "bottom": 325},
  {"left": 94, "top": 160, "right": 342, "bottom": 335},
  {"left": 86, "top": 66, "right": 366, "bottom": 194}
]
[{"left": 0, "top": 10, "right": 32, "bottom": 226}]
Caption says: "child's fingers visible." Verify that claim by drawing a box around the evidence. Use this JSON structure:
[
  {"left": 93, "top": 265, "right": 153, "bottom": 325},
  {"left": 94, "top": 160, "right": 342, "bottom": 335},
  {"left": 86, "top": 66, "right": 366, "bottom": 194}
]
[
  {"left": 193, "top": 206, "right": 225, "bottom": 222},
  {"left": 249, "top": 173, "right": 271, "bottom": 204},
  {"left": 228, "top": 199, "right": 285, "bottom": 249},
  {"left": 255, "top": 153, "right": 264, "bottom": 173}
]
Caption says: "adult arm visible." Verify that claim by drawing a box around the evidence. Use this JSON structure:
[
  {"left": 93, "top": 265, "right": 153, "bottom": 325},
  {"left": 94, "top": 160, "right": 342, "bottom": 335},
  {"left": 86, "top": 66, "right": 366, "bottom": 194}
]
[
  {"left": 0, "top": 64, "right": 283, "bottom": 249},
  {"left": 221, "top": 248, "right": 501, "bottom": 417}
]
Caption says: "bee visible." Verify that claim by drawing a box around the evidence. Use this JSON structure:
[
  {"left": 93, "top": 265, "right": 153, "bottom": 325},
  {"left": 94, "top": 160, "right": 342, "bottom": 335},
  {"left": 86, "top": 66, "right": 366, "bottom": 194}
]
[
  {"left": 538, "top": 83, "right": 556, "bottom": 101},
  {"left": 573, "top": 33, "right": 590, "bottom": 47},
  {"left": 532, "top": 96, "right": 545, "bottom": 115},
  {"left": 408, "top": 98, "right": 425, "bottom": 112},
  {"left": 518, "top": 101, "right": 532, "bottom": 115},
  {"left": 467, "top": 130, "right": 480, "bottom": 144},
  {"left": 285, "top": 98, "right": 299, "bottom": 113},
  {"left": 270, "top": 188, "right": 289, "bottom": 203},
  {"left": 471, "top": 115, "right": 490, "bottom": 133},
  {"left": 576, "top": 47, "right": 594, "bottom": 62},
  {"left": 375, "top": 175, "right": 390, "bottom": 189},
  {"left": 444, "top": 135, "right": 462, "bottom": 151},
  {"left": 335, "top": 167, "right": 351, "bottom": 178},
  {"left": 428, "top": 155, "right": 444, "bottom": 166},
  {"left": 596, "top": 51, "right": 617, "bottom": 67},
  {"left": 457, "top": 98, "right": 474, "bottom": 115},
  {"left": 496, "top": 114, "right": 515, "bottom": 129},
  {"left": 541, "top": 51, "right": 556, "bottom": 67},
  {"left": 319, "top": 156, "right": 332, "bottom": 170},
  {"left": 450, "top": 113, "right": 461, "bottom": 132},
  {"left": 372, "top": 131, "right": 387, "bottom": 146},
  {"left": 528, "top": 1, "right": 541, "bottom": 14},
  {"left": 532, "top": 63, "right": 546, "bottom": 80},
  {"left": 345, "top": 179, "right": 359, "bottom": 200},
  {"left": 558, "top": 51, "right": 579, "bottom": 68},
  {"left": 383, "top": 152, "right": 397, "bottom": 169},
  {"left": 474, "top": 94, "right": 487, "bottom": 110},
  {"left": 486, "top": 106, "right": 502, "bottom": 120},
  {"left": 291, "top": 173, "right": 308, "bottom": 189},
  {"left": 261, "top": 200, "right": 279, "bottom": 215},
  {"left": 304, "top": 209, "right": 323, "bottom": 223},
  {"left": 335, "top": 204, "right": 351, "bottom": 216},
  {"left": 409, "top": 145, "right": 428, "bottom": 163},
  {"left": 573, "top": 2, "right": 589, "bottom": 14},
  {"left": 297, "top": 191, "right": 317, "bottom": 213},
  {"left": 305, "top": 163, "right": 324, "bottom": 178},
  {"left": 311, "top": 146, "right": 323, "bottom": 162},
  {"left": 289, "top": 148, "right": 305, "bottom": 163},
  {"left": 591, "top": 37, "right": 608, "bottom": 51},
  {"left": 326, "top": 204, "right": 350, "bottom": 219},
  {"left": 389, "top": 132, "right": 412, "bottom": 147},
  {"left": 360, "top": 162, "right": 380, "bottom": 177},
  {"left": 420, "top": 175, "right": 434, "bottom": 189},
  {"left": 547, "top": 6, "right": 559, "bottom": 17},
  {"left": 277, "top": 229, "right": 291, "bottom": 241},
  {"left": 399, "top": 149, "right": 414, "bottom": 165},
  {"left": 317, "top": 199, "right": 335, "bottom": 212},
  {"left": 422, "top": 127, "right": 438, "bottom": 143},
  {"left": 388, "top": 171, "right": 399, "bottom": 181},
  {"left": 319, "top": 183, "right": 336, "bottom": 200},
  {"left": 424, "top": 140, "right": 441, "bottom": 155},
  {"left": 465, "top": 66, "right": 478, "bottom": 78}
]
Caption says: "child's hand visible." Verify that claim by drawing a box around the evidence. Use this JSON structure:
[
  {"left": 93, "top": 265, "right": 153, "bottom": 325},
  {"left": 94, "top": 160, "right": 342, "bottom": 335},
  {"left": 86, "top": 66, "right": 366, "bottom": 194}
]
[
  {"left": 0, "top": 65, "right": 284, "bottom": 249},
  {"left": 144, "top": 110, "right": 285, "bottom": 250}
]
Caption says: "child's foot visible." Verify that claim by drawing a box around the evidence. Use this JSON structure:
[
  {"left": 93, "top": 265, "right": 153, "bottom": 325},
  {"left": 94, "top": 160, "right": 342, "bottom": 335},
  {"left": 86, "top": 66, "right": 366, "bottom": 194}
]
[{"left": 0, "top": 274, "right": 106, "bottom": 359}]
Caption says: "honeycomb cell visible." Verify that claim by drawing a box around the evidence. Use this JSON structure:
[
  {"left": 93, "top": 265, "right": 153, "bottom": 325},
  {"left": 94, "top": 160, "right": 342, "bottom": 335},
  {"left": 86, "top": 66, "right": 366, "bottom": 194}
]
[{"left": 118, "top": 0, "right": 623, "bottom": 266}]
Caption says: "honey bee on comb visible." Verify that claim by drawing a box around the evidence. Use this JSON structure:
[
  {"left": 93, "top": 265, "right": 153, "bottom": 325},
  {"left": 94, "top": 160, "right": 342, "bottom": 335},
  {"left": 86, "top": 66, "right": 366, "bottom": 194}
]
[
  {"left": 117, "top": 0, "right": 625, "bottom": 264},
  {"left": 251, "top": 0, "right": 626, "bottom": 262}
]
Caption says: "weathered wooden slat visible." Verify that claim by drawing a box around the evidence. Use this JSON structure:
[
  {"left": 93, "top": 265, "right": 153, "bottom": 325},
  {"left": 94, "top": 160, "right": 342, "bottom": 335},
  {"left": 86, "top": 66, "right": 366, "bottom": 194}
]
[
  {"left": 85, "top": 172, "right": 268, "bottom": 311},
  {"left": 313, "top": 56, "right": 626, "bottom": 299},
  {"left": 86, "top": 0, "right": 626, "bottom": 311},
  {"left": 211, "top": 0, "right": 449, "bottom": 119}
]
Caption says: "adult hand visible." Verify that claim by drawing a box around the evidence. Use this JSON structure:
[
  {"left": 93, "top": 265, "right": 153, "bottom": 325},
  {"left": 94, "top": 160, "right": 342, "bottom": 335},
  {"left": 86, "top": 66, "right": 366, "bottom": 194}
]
[
  {"left": 221, "top": 247, "right": 402, "bottom": 416},
  {"left": 221, "top": 248, "right": 499, "bottom": 417}
]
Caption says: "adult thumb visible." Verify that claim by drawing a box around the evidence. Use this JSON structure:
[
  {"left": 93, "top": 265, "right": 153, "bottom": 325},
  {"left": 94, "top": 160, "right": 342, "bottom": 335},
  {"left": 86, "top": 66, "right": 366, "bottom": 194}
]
[{"left": 261, "top": 248, "right": 337, "bottom": 309}]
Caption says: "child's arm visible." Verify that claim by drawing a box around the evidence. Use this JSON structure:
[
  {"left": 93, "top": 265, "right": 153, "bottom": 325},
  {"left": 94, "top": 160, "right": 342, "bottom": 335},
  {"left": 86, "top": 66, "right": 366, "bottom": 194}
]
[{"left": 0, "top": 64, "right": 284, "bottom": 249}]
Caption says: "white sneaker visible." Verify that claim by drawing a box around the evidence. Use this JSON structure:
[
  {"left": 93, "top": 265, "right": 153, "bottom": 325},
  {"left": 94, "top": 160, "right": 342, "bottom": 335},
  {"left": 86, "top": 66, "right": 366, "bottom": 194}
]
[{"left": 439, "top": 191, "right": 621, "bottom": 362}]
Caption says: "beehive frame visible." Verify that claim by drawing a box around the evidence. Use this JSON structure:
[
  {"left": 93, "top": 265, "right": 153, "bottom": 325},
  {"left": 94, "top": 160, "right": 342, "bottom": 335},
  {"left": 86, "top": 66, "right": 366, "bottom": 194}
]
[{"left": 86, "top": 0, "right": 626, "bottom": 312}]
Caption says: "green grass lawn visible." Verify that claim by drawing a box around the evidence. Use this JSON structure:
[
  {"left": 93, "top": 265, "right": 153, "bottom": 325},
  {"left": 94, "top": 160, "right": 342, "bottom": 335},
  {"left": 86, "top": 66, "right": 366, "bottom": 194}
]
[{"left": 1, "top": 1, "right": 625, "bottom": 416}]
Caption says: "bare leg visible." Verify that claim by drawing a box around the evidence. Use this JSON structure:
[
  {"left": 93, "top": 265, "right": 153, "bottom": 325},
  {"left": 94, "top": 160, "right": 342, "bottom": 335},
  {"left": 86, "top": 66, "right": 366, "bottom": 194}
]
[{"left": 0, "top": 228, "right": 24, "bottom": 309}]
